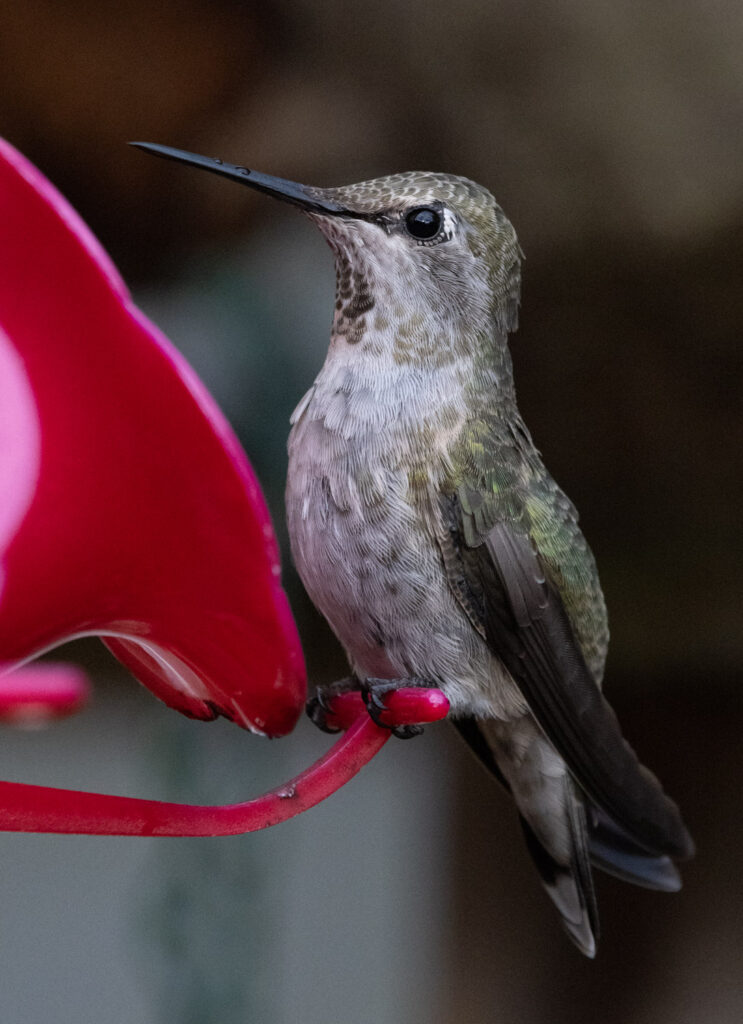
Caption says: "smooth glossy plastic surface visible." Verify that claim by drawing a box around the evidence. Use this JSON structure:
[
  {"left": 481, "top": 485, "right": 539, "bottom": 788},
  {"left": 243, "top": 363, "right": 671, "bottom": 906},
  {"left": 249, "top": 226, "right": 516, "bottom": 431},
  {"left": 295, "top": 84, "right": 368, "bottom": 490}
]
[{"left": 0, "top": 137, "right": 305, "bottom": 738}]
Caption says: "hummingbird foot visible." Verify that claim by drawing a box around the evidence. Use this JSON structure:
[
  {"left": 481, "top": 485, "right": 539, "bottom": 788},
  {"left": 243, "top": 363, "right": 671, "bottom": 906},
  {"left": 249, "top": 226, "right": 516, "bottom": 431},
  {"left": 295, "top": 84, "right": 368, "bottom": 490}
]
[
  {"left": 306, "top": 677, "right": 359, "bottom": 733},
  {"left": 361, "top": 677, "right": 427, "bottom": 739}
]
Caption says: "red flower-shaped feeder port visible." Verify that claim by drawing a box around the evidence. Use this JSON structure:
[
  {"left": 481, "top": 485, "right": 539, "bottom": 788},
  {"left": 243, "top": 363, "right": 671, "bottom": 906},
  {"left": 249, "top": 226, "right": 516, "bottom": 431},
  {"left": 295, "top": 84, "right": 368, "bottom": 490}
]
[{"left": 0, "top": 138, "right": 448, "bottom": 836}]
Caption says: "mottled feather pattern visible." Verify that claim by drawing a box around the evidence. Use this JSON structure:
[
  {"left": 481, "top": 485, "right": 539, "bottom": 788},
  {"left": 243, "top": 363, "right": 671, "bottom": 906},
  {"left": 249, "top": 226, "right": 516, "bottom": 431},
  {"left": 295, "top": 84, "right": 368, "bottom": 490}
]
[
  {"left": 287, "top": 354, "right": 528, "bottom": 719},
  {"left": 447, "top": 411, "right": 609, "bottom": 684}
]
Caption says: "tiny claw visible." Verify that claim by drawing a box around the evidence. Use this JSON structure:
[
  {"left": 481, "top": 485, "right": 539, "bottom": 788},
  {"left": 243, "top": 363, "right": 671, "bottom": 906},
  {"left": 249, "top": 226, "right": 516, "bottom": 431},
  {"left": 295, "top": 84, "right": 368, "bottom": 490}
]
[
  {"left": 361, "top": 679, "right": 426, "bottom": 739},
  {"left": 306, "top": 691, "right": 341, "bottom": 734},
  {"left": 390, "top": 724, "right": 424, "bottom": 740},
  {"left": 360, "top": 682, "right": 387, "bottom": 725}
]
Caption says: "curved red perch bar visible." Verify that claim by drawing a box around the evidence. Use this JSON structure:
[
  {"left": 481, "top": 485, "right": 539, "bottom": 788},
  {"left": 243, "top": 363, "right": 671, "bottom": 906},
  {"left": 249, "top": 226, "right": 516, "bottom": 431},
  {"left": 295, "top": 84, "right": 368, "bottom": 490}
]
[
  {"left": 0, "top": 689, "right": 448, "bottom": 836},
  {"left": 0, "top": 137, "right": 449, "bottom": 837}
]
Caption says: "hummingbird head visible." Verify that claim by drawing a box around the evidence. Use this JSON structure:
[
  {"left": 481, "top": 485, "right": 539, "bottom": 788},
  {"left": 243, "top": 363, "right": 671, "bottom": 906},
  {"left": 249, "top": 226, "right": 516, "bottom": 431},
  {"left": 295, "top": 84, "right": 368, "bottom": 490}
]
[
  {"left": 130, "top": 144, "right": 521, "bottom": 361},
  {"left": 306, "top": 172, "right": 522, "bottom": 351}
]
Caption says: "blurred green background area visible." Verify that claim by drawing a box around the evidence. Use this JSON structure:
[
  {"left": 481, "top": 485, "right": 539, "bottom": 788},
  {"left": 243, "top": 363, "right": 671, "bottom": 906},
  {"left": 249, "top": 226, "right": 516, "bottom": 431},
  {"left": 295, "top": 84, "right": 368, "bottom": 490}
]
[{"left": 0, "top": 2, "right": 741, "bottom": 1022}]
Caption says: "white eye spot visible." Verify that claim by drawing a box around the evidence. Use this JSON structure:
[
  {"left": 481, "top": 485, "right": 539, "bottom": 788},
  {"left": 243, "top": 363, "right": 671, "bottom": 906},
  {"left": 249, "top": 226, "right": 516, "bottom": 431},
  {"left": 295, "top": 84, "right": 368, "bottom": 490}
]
[{"left": 442, "top": 207, "right": 457, "bottom": 241}]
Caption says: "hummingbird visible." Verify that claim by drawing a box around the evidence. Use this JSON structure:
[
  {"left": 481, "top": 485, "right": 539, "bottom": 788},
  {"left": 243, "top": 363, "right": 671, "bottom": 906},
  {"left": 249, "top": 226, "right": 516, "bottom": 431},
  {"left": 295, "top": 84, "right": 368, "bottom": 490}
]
[{"left": 131, "top": 142, "right": 694, "bottom": 956}]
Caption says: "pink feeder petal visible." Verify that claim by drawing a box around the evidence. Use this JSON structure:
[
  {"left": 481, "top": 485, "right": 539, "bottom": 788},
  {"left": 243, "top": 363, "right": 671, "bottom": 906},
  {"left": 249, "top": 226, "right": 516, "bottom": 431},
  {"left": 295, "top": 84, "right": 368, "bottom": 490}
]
[
  {"left": 0, "top": 688, "right": 449, "bottom": 836},
  {"left": 0, "top": 663, "right": 90, "bottom": 723},
  {"left": 0, "top": 137, "right": 304, "bottom": 737},
  {"left": 0, "top": 326, "right": 40, "bottom": 600}
]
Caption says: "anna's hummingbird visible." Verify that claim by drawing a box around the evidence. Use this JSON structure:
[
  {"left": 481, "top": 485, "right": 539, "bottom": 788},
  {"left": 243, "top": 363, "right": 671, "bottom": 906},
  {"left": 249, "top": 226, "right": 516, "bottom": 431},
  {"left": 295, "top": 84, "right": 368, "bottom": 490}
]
[{"left": 132, "top": 143, "right": 694, "bottom": 956}]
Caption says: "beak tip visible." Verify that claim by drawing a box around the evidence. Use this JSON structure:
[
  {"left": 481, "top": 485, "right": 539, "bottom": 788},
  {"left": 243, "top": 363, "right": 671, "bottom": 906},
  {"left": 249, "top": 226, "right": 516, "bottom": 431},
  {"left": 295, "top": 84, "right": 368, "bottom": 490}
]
[{"left": 128, "top": 141, "right": 164, "bottom": 158}]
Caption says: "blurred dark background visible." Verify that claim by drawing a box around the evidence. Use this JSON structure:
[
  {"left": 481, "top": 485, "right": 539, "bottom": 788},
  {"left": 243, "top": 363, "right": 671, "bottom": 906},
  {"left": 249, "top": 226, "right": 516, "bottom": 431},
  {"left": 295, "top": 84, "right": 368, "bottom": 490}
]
[{"left": 0, "top": 2, "right": 740, "bottom": 1022}]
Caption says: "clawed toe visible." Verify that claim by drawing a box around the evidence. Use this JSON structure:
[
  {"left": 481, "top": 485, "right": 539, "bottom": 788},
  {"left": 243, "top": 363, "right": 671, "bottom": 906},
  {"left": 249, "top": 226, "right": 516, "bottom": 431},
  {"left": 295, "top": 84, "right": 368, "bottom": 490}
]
[
  {"left": 306, "top": 690, "right": 342, "bottom": 734},
  {"left": 307, "top": 684, "right": 356, "bottom": 733},
  {"left": 360, "top": 682, "right": 386, "bottom": 724},
  {"left": 361, "top": 678, "right": 426, "bottom": 739},
  {"left": 389, "top": 723, "right": 424, "bottom": 740}
]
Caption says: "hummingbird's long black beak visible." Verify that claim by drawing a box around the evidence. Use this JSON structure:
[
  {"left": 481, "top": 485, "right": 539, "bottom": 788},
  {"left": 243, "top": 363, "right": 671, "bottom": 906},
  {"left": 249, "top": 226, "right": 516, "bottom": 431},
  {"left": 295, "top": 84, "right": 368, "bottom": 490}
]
[{"left": 129, "top": 142, "right": 349, "bottom": 216}]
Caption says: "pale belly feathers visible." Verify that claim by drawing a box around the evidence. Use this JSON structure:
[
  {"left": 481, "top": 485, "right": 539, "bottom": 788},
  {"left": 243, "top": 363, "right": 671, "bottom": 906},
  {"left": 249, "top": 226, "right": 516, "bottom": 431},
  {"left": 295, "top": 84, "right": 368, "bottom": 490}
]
[{"left": 286, "top": 379, "right": 526, "bottom": 720}]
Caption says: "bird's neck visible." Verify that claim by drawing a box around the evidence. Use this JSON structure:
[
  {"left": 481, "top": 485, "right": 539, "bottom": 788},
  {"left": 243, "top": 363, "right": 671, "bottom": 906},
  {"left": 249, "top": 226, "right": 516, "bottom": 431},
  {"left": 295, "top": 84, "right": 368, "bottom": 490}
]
[{"left": 298, "top": 320, "right": 520, "bottom": 454}]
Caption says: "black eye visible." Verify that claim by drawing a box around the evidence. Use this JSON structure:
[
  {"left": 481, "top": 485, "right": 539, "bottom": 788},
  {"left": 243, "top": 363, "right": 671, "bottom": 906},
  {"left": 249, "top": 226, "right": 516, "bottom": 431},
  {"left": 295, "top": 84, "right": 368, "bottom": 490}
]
[{"left": 405, "top": 206, "right": 442, "bottom": 240}]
